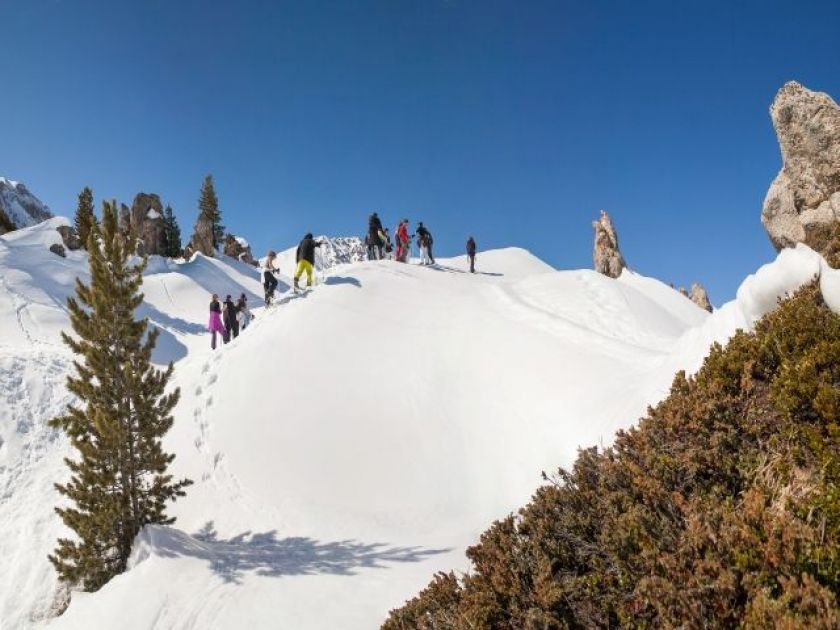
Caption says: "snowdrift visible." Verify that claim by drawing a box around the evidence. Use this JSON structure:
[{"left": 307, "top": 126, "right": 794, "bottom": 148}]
[{"left": 0, "top": 219, "right": 836, "bottom": 629}]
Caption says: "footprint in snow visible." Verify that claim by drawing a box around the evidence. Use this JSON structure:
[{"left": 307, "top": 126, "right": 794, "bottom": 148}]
[
  {"left": 205, "top": 396, "right": 213, "bottom": 408},
  {"left": 207, "top": 374, "right": 217, "bottom": 386},
  {"left": 195, "top": 385, "right": 203, "bottom": 396}
]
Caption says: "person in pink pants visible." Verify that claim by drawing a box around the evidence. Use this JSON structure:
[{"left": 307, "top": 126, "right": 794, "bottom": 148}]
[{"left": 208, "top": 294, "right": 226, "bottom": 349}]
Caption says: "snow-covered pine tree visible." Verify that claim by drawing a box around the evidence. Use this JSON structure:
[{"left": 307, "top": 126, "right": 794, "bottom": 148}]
[
  {"left": 163, "top": 204, "right": 182, "bottom": 258},
  {"left": 198, "top": 174, "right": 224, "bottom": 250},
  {"left": 73, "top": 187, "right": 96, "bottom": 249},
  {"left": 49, "top": 200, "right": 192, "bottom": 591}
]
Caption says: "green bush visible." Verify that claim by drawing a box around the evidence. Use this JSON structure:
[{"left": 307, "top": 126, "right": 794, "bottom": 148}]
[{"left": 384, "top": 280, "right": 840, "bottom": 629}]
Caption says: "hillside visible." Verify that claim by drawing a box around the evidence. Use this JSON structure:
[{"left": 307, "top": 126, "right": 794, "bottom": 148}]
[
  {"left": 0, "top": 219, "right": 833, "bottom": 628},
  {"left": 0, "top": 177, "right": 53, "bottom": 233}
]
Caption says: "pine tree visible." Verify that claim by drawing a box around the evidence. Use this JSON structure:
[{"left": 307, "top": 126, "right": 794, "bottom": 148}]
[
  {"left": 74, "top": 187, "right": 96, "bottom": 249},
  {"left": 162, "top": 205, "right": 182, "bottom": 258},
  {"left": 198, "top": 174, "right": 224, "bottom": 250},
  {"left": 49, "top": 200, "right": 192, "bottom": 591}
]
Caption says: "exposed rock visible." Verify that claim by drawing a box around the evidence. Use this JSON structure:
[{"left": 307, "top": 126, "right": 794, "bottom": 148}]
[
  {"left": 126, "top": 193, "right": 167, "bottom": 256},
  {"left": 678, "top": 287, "right": 689, "bottom": 298},
  {"left": 49, "top": 243, "right": 66, "bottom": 258},
  {"left": 56, "top": 225, "right": 82, "bottom": 251},
  {"left": 119, "top": 203, "right": 132, "bottom": 236},
  {"left": 761, "top": 81, "right": 840, "bottom": 252},
  {"left": 223, "top": 234, "right": 257, "bottom": 266},
  {"left": 593, "top": 210, "right": 626, "bottom": 278},
  {"left": 0, "top": 177, "right": 53, "bottom": 230},
  {"left": 689, "top": 283, "right": 713, "bottom": 312},
  {"left": 185, "top": 211, "right": 215, "bottom": 258}
]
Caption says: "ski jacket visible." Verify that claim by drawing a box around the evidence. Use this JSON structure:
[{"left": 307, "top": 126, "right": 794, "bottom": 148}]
[
  {"left": 467, "top": 238, "right": 476, "bottom": 255},
  {"left": 223, "top": 299, "right": 238, "bottom": 326},
  {"left": 208, "top": 300, "right": 225, "bottom": 333},
  {"left": 369, "top": 214, "right": 383, "bottom": 234},
  {"left": 416, "top": 225, "right": 432, "bottom": 243},
  {"left": 236, "top": 298, "right": 252, "bottom": 322},
  {"left": 397, "top": 223, "right": 410, "bottom": 245},
  {"left": 296, "top": 236, "right": 322, "bottom": 264}
]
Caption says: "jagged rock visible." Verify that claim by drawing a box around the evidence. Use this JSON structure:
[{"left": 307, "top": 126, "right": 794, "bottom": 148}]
[
  {"left": 49, "top": 243, "right": 66, "bottom": 258},
  {"left": 678, "top": 287, "right": 689, "bottom": 298},
  {"left": 0, "top": 177, "right": 53, "bottom": 230},
  {"left": 130, "top": 193, "right": 166, "bottom": 256},
  {"left": 119, "top": 203, "right": 132, "bottom": 236},
  {"left": 689, "top": 283, "right": 713, "bottom": 312},
  {"left": 761, "top": 81, "right": 840, "bottom": 252},
  {"left": 55, "top": 225, "right": 82, "bottom": 251},
  {"left": 185, "top": 211, "right": 215, "bottom": 258},
  {"left": 223, "top": 234, "right": 257, "bottom": 266},
  {"left": 593, "top": 210, "right": 626, "bottom": 278}
]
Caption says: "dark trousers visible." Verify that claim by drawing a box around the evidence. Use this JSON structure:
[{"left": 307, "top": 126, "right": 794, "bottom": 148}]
[
  {"left": 225, "top": 320, "right": 239, "bottom": 340},
  {"left": 468, "top": 253, "right": 475, "bottom": 273}
]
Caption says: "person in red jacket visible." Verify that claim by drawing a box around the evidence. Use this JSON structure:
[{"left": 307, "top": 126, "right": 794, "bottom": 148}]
[{"left": 396, "top": 219, "right": 411, "bottom": 263}]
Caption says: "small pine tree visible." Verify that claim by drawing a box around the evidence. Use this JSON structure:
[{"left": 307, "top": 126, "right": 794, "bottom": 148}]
[
  {"left": 49, "top": 200, "right": 192, "bottom": 591},
  {"left": 163, "top": 205, "right": 182, "bottom": 258},
  {"left": 198, "top": 174, "right": 224, "bottom": 250},
  {"left": 74, "top": 187, "right": 96, "bottom": 249}
]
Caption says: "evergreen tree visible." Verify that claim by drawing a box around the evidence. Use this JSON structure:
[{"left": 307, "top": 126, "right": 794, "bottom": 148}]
[
  {"left": 74, "top": 187, "right": 96, "bottom": 249},
  {"left": 162, "top": 205, "right": 182, "bottom": 258},
  {"left": 49, "top": 201, "right": 192, "bottom": 591},
  {"left": 198, "top": 174, "right": 224, "bottom": 250}
]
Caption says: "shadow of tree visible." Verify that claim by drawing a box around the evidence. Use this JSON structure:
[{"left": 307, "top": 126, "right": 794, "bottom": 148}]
[{"left": 148, "top": 523, "right": 450, "bottom": 585}]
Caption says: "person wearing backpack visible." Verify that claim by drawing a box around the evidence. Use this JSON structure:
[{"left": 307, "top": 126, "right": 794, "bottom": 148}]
[
  {"left": 294, "top": 233, "right": 323, "bottom": 291},
  {"left": 368, "top": 212, "right": 384, "bottom": 260},
  {"left": 416, "top": 222, "right": 435, "bottom": 265},
  {"left": 236, "top": 294, "right": 254, "bottom": 330},
  {"left": 208, "top": 294, "right": 225, "bottom": 350},
  {"left": 263, "top": 250, "right": 280, "bottom": 305},
  {"left": 466, "top": 236, "right": 477, "bottom": 273},
  {"left": 223, "top": 294, "right": 239, "bottom": 340}
]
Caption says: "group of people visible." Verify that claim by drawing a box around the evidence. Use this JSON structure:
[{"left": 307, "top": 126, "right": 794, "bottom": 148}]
[
  {"left": 208, "top": 293, "right": 255, "bottom": 350},
  {"left": 365, "top": 212, "right": 437, "bottom": 265},
  {"left": 207, "top": 220, "right": 479, "bottom": 350}
]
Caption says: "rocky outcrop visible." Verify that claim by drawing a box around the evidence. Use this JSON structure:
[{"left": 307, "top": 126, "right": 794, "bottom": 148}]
[
  {"left": 0, "top": 177, "right": 53, "bottom": 231},
  {"left": 689, "top": 283, "right": 713, "bottom": 312},
  {"left": 126, "top": 193, "right": 167, "bottom": 256},
  {"left": 185, "top": 212, "right": 215, "bottom": 258},
  {"left": 593, "top": 210, "right": 626, "bottom": 278},
  {"left": 49, "top": 243, "right": 66, "bottom": 258},
  {"left": 55, "top": 225, "right": 82, "bottom": 251},
  {"left": 761, "top": 81, "right": 840, "bottom": 252},
  {"left": 223, "top": 234, "right": 257, "bottom": 266}
]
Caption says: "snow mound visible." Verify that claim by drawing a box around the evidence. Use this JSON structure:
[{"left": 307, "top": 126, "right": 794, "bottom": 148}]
[{"left": 0, "top": 219, "right": 835, "bottom": 629}]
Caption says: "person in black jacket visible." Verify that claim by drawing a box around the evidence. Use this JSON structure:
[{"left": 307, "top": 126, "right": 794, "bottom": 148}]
[
  {"left": 368, "top": 212, "right": 384, "bottom": 260},
  {"left": 223, "top": 294, "right": 239, "bottom": 339},
  {"left": 294, "top": 233, "right": 323, "bottom": 291},
  {"left": 467, "top": 236, "right": 477, "bottom": 273},
  {"left": 416, "top": 222, "right": 435, "bottom": 264}
]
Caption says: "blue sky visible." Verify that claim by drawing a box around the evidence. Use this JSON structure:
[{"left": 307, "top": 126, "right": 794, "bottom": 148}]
[{"left": 2, "top": 0, "right": 839, "bottom": 303}]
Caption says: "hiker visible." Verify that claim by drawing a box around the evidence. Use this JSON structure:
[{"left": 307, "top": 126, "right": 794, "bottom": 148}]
[
  {"left": 396, "top": 219, "right": 410, "bottom": 263},
  {"left": 383, "top": 227, "right": 394, "bottom": 259},
  {"left": 263, "top": 250, "right": 280, "bottom": 305},
  {"left": 236, "top": 294, "right": 254, "bottom": 330},
  {"left": 416, "top": 222, "right": 433, "bottom": 265},
  {"left": 368, "top": 212, "right": 384, "bottom": 260},
  {"left": 223, "top": 294, "right": 239, "bottom": 340},
  {"left": 294, "top": 232, "right": 323, "bottom": 291},
  {"left": 208, "top": 294, "right": 225, "bottom": 350},
  {"left": 467, "top": 236, "right": 477, "bottom": 273}
]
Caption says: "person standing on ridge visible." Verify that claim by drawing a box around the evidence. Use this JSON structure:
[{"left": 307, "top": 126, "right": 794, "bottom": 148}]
[
  {"left": 396, "top": 219, "right": 410, "bottom": 263},
  {"left": 294, "top": 232, "right": 323, "bottom": 291},
  {"left": 467, "top": 236, "right": 477, "bottom": 273},
  {"left": 208, "top": 293, "right": 225, "bottom": 350},
  {"left": 263, "top": 250, "right": 280, "bottom": 306},
  {"left": 416, "top": 222, "right": 435, "bottom": 265},
  {"left": 223, "top": 294, "right": 239, "bottom": 340},
  {"left": 383, "top": 227, "right": 393, "bottom": 259},
  {"left": 368, "top": 212, "right": 384, "bottom": 260}
]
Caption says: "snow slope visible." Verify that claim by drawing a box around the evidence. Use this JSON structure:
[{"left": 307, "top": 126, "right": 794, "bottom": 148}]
[{"left": 0, "top": 219, "right": 834, "bottom": 629}]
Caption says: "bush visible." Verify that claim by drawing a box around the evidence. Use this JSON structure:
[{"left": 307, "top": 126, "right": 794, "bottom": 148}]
[{"left": 384, "top": 281, "right": 840, "bottom": 628}]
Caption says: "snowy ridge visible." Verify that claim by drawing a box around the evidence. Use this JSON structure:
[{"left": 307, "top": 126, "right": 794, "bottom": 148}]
[
  {"left": 0, "top": 178, "right": 53, "bottom": 231},
  {"left": 1, "top": 218, "right": 838, "bottom": 628},
  {"left": 266, "top": 235, "right": 367, "bottom": 276}
]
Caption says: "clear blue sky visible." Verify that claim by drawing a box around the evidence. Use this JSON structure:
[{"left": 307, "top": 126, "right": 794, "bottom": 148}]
[{"left": 3, "top": 0, "right": 839, "bottom": 303}]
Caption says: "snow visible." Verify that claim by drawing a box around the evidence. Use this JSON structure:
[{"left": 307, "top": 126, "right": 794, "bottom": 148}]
[
  {"left": 234, "top": 236, "right": 249, "bottom": 248},
  {"left": 146, "top": 209, "right": 162, "bottom": 220},
  {"left": 0, "top": 218, "right": 833, "bottom": 629}
]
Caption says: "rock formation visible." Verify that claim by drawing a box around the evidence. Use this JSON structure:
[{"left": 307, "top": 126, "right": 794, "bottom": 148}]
[
  {"left": 593, "top": 210, "right": 626, "bottom": 278},
  {"left": 124, "top": 193, "right": 167, "bottom": 256},
  {"left": 223, "top": 234, "right": 257, "bottom": 266},
  {"left": 56, "top": 225, "right": 82, "bottom": 251},
  {"left": 689, "top": 282, "right": 713, "bottom": 312},
  {"left": 0, "top": 177, "right": 53, "bottom": 231},
  {"left": 49, "top": 243, "right": 66, "bottom": 258},
  {"left": 185, "top": 212, "right": 216, "bottom": 258},
  {"left": 761, "top": 81, "right": 840, "bottom": 252}
]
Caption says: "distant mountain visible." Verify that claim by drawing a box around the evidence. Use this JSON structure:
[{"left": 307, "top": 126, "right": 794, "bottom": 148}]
[
  {"left": 267, "top": 235, "right": 367, "bottom": 276},
  {"left": 0, "top": 177, "right": 53, "bottom": 233}
]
